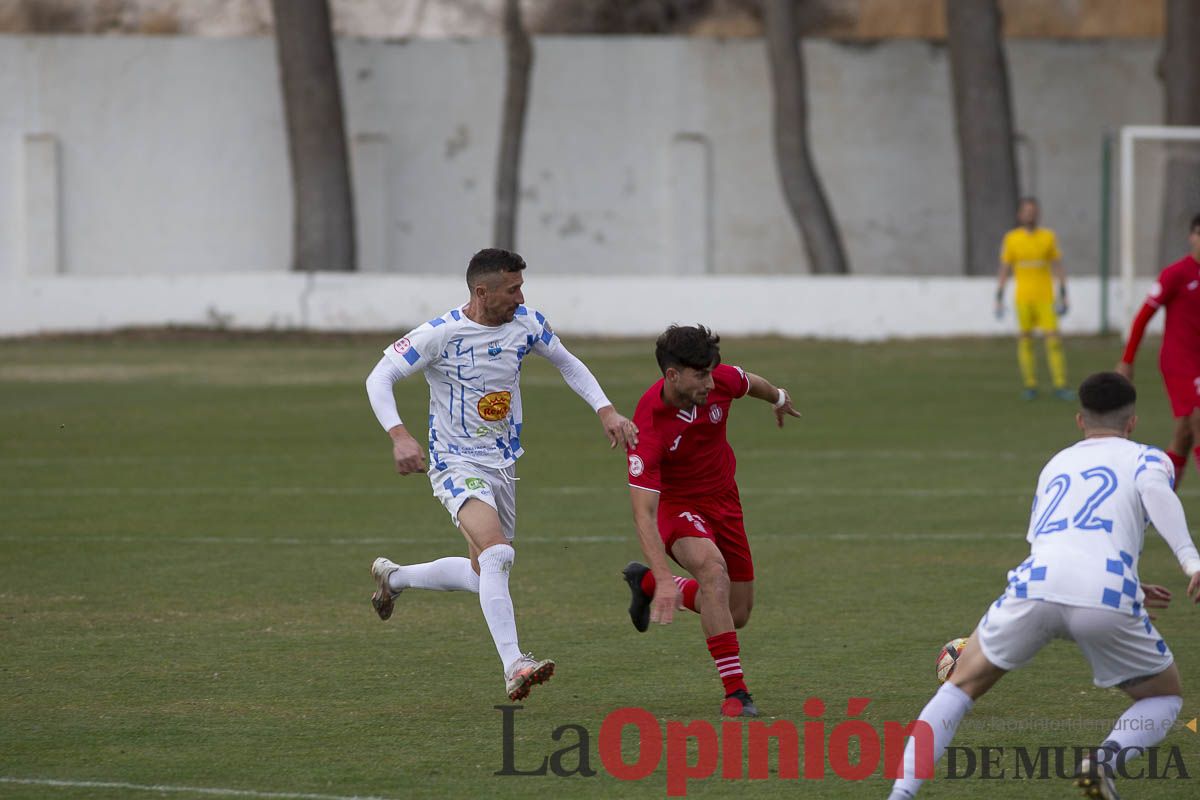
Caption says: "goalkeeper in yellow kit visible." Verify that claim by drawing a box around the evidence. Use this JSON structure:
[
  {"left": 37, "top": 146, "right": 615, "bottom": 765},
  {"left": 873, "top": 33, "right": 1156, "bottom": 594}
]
[{"left": 995, "top": 198, "right": 1072, "bottom": 400}]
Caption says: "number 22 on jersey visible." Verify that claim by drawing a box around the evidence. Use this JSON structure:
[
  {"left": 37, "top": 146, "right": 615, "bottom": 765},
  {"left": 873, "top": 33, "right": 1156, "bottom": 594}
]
[{"left": 1032, "top": 466, "right": 1118, "bottom": 536}]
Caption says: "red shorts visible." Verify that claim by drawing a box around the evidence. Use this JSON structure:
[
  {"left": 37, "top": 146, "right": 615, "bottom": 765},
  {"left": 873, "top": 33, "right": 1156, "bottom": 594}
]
[
  {"left": 1162, "top": 370, "right": 1200, "bottom": 418},
  {"left": 657, "top": 484, "right": 754, "bottom": 582}
]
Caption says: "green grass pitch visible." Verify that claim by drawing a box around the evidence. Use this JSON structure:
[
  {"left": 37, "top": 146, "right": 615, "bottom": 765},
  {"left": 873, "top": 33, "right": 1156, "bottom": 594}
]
[{"left": 2, "top": 333, "right": 1198, "bottom": 799}]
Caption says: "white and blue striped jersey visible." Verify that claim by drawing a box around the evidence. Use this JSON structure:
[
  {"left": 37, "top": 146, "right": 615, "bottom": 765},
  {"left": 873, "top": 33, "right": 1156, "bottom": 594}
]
[
  {"left": 382, "top": 305, "right": 560, "bottom": 469},
  {"left": 1001, "top": 437, "right": 1174, "bottom": 615}
]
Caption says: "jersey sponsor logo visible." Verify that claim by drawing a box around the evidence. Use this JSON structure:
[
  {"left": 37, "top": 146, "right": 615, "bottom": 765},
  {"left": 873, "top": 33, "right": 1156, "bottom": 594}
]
[
  {"left": 669, "top": 434, "right": 682, "bottom": 452},
  {"left": 477, "top": 391, "right": 512, "bottom": 421},
  {"left": 474, "top": 423, "right": 508, "bottom": 438},
  {"left": 709, "top": 405, "right": 723, "bottom": 423},
  {"left": 628, "top": 454, "right": 645, "bottom": 477},
  {"left": 393, "top": 337, "right": 412, "bottom": 354}
]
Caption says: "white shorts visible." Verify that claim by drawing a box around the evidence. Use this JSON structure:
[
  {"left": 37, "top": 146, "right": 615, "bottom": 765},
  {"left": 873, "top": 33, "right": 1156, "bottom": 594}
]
[
  {"left": 428, "top": 460, "right": 518, "bottom": 541},
  {"left": 975, "top": 596, "right": 1173, "bottom": 688}
]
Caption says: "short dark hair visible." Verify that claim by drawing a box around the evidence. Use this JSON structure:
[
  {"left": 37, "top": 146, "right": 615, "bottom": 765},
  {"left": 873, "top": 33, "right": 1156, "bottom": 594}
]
[
  {"left": 655, "top": 325, "right": 721, "bottom": 374},
  {"left": 1190, "top": 213, "right": 1200, "bottom": 233},
  {"left": 1078, "top": 371, "right": 1136, "bottom": 430},
  {"left": 466, "top": 248, "right": 526, "bottom": 289}
]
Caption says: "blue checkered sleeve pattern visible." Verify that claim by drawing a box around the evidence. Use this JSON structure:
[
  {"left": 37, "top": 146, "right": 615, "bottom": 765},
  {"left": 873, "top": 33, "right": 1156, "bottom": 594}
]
[{"left": 1135, "top": 446, "right": 1174, "bottom": 490}]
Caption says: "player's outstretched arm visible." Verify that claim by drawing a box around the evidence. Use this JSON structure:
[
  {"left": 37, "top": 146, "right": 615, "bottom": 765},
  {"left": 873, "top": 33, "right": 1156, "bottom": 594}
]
[
  {"left": 1139, "top": 474, "right": 1200, "bottom": 601},
  {"left": 1117, "top": 302, "right": 1159, "bottom": 381},
  {"left": 543, "top": 344, "right": 638, "bottom": 448},
  {"left": 745, "top": 372, "right": 801, "bottom": 428},
  {"left": 629, "top": 487, "right": 678, "bottom": 624}
]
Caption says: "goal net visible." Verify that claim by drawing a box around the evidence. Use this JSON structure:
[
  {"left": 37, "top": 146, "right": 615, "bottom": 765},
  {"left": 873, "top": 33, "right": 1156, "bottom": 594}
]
[{"left": 1116, "top": 125, "right": 1200, "bottom": 331}]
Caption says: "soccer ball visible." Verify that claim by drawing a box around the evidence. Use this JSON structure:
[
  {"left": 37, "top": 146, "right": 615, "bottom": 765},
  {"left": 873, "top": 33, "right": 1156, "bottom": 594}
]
[{"left": 936, "top": 637, "right": 969, "bottom": 683}]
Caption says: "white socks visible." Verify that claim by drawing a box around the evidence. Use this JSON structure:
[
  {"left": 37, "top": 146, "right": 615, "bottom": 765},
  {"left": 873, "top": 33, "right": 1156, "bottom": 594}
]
[
  {"left": 890, "top": 682, "right": 975, "bottom": 798},
  {"left": 1102, "top": 694, "right": 1182, "bottom": 754},
  {"left": 477, "top": 543, "right": 523, "bottom": 670},
  {"left": 387, "top": 556, "right": 480, "bottom": 592}
]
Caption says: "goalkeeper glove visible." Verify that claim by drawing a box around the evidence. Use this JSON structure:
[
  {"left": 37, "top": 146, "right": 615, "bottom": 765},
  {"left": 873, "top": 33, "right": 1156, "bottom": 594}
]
[{"left": 1055, "top": 286, "right": 1068, "bottom": 317}]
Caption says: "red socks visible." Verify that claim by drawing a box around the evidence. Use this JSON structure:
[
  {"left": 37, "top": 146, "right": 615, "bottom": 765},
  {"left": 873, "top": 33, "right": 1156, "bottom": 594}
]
[
  {"left": 637, "top": 572, "right": 748, "bottom": 697},
  {"left": 639, "top": 570, "right": 699, "bottom": 612},
  {"left": 706, "top": 630, "right": 747, "bottom": 696}
]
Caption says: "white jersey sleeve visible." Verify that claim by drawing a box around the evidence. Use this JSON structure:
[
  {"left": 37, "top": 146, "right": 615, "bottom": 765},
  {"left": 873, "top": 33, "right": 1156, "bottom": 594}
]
[
  {"left": 365, "top": 356, "right": 405, "bottom": 431},
  {"left": 542, "top": 342, "right": 611, "bottom": 412},
  {"left": 1136, "top": 448, "right": 1200, "bottom": 576},
  {"left": 382, "top": 320, "right": 448, "bottom": 378},
  {"left": 526, "top": 309, "right": 561, "bottom": 356}
]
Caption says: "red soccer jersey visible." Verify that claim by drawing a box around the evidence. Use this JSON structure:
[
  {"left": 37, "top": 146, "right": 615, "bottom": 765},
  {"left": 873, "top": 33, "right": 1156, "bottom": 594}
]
[
  {"left": 1147, "top": 254, "right": 1200, "bottom": 374},
  {"left": 626, "top": 363, "right": 751, "bottom": 498}
]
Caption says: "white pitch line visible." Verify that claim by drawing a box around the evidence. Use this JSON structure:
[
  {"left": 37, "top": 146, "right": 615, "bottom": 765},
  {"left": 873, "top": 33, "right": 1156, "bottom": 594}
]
[
  {"left": 0, "top": 776, "right": 394, "bottom": 800},
  {"left": 0, "top": 531, "right": 1015, "bottom": 546},
  {"left": 0, "top": 448, "right": 1030, "bottom": 466},
  {"left": 0, "top": 485, "right": 1037, "bottom": 498}
]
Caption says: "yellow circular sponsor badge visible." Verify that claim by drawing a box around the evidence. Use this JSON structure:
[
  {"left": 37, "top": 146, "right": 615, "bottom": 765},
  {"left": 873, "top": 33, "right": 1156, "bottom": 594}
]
[{"left": 477, "top": 391, "right": 512, "bottom": 421}]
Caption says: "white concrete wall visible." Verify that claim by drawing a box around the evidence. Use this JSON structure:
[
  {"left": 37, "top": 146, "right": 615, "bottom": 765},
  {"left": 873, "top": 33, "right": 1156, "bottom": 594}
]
[
  {"left": 0, "top": 35, "right": 1169, "bottom": 288},
  {"left": 1, "top": 273, "right": 1145, "bottom": 340}
]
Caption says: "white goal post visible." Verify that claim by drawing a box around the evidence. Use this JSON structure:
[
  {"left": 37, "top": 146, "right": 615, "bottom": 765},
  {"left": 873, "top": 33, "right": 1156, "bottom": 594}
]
[{"left": 1118, "top": 125, "right": 1200, "bottom": 327}]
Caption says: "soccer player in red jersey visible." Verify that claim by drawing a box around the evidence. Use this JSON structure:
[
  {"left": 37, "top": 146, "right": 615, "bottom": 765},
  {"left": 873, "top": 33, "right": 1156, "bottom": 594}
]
[
  {"left": 620, "top": 325, "right": 801, "bottom": 717},
  {"left": 1117, "top": 214, "right": 1200, "bottom": 488}
]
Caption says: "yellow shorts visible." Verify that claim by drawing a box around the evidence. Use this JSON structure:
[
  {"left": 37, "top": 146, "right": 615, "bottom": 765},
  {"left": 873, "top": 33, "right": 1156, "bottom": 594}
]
[{"left": 1015, "top": 301, "right": 1059, "bottom": 333}]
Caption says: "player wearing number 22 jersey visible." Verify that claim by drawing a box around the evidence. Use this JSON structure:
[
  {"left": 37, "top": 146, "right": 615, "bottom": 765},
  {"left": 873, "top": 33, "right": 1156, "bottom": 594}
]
[
  {"left": 887, "top": 372, "right": 1200, "bottom": 800},
  {"left": 619, "top": 325, "right": 801, "bottom": 718}
]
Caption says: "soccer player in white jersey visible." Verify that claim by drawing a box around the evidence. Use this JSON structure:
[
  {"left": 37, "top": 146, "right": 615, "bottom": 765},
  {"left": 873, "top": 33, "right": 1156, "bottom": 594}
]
[
  {"left": 888, "top": 372, "right": 1200, "bottom": 800},
  {"left": 364, "top": 248, "right": 637, "bottom": 702}
]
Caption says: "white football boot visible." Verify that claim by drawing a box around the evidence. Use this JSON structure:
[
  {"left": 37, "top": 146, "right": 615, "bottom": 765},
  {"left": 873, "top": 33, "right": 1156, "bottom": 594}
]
[
  {"left": 370, "top": 557, "right": 401, "bottom": 621},
  {"left": 504, "top": 653, "right": 555, "bottom": 701}
]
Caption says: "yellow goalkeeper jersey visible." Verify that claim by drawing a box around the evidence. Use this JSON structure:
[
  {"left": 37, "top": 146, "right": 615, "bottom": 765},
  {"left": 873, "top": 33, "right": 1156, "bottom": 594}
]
[{"left": 1001, "top": 226, "right": 1061, "bottom": 305}]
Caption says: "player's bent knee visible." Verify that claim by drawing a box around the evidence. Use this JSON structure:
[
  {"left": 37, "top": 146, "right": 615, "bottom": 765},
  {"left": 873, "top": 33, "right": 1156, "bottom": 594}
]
[
  {"left": 696, "top": 559, "right": 730, "bottom": 591},
  {"left": 477, "top": 542, "right": 515, "bottom": 574}
]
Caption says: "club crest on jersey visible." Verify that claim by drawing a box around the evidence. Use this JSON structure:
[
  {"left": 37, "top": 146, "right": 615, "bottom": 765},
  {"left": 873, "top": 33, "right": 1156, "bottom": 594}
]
[
  {"left": 709, "top": 405, "right": 723, "bottom": 423},
  {"left": 477, "top": 391, "right": 512, "bottom": 422},
  {"left": 392, "top": 337, "right": 412, "bottom": 354},
  {"left": 488, "top": 341, "right": 503, "bottom": 357},
  {"left": 628, "top": 455, "right": 644, "bottom": 477}
]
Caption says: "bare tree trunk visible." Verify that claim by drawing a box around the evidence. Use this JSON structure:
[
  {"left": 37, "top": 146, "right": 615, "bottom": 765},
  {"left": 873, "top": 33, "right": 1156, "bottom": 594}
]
[
  {"left": 946, "top": 0, "right": 1018, "bottom": 276},
  {"left": 494, "top": 0, "right": 533, "bottom": 250},
  {"left": 270, "top": 0, "right": 356, "bottom": 272},
  {"left": 763, "top": 0, "right": 848, "bottom": 274},
  {"left": 1157, "top": 0, "right": 1200, "bottom": 267}
]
